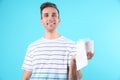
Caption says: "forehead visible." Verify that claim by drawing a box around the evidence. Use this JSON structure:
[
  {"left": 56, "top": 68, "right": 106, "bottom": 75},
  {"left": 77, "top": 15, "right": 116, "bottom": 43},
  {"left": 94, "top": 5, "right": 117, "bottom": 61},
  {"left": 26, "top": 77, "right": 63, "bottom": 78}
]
[{"left": 42, "top": 7, "right": 58, "bottom": 14}]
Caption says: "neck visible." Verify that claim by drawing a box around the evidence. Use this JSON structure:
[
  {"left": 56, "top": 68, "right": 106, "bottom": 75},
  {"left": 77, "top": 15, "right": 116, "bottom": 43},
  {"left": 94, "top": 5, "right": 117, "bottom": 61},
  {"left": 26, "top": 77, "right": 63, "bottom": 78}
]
[{"left": 44, "top": 30, "right": 61, "bottom": 40}]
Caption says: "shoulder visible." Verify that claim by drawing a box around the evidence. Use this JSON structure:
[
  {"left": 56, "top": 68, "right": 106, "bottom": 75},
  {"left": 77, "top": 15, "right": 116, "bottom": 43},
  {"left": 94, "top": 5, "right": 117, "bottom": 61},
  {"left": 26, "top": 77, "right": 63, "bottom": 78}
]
[
  {"left": 61, "top": 36, "right": 75, "bottom": 44},
  {"left": 27, "top": 37, "right": 44, "bottom": 49},
  {"left": 61, "top": 36, "right": 76, "bottom": 49}
]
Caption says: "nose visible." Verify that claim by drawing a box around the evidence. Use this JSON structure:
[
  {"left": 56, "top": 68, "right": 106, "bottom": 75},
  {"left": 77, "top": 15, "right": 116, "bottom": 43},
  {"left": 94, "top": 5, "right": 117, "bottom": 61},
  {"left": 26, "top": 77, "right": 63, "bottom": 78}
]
[{"left": 48, "top": 16, "right": 54, "bottom": 22}]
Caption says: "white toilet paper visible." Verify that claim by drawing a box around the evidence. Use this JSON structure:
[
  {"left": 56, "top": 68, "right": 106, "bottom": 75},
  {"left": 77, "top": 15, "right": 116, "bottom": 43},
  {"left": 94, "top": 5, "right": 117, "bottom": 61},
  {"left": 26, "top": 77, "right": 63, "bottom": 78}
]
[
  {"left": 76, "top": 40, "right": 88, "bottom": 70},
  {"left": 85, "top": 39, "right": 94, "bottom": 53},
  {"left": 76, "top": 39, "right": 94, "bottom": 70}
]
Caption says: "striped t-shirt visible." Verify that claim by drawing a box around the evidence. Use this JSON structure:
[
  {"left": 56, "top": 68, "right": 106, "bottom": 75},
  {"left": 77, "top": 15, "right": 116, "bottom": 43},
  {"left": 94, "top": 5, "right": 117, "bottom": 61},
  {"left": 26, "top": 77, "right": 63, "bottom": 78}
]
[{"left": 22, "top": 36, "right": 76, "bottom": 80}]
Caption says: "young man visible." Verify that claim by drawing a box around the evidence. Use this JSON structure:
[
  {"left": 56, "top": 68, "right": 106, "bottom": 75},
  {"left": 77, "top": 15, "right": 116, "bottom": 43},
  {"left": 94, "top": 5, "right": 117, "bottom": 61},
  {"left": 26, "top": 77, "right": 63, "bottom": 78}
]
[{"left": 22, "top": 2, "right": 93, "bottom": 80}]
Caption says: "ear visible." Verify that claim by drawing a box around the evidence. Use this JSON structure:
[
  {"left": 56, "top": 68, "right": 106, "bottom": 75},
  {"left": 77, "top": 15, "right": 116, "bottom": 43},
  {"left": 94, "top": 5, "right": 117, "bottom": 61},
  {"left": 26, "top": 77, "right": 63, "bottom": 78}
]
[
  {"left": 58, "top": 18, "right": 61, "bottom": 23},
  {"left": 40, "top": 18, "right": 43, "bottom": 24}
]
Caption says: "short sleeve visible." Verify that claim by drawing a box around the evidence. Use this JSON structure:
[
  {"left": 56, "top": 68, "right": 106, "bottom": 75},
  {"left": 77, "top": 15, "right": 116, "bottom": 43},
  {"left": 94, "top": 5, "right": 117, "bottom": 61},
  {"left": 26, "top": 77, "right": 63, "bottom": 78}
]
[{"left": 22, "top": 46, "right": 33, "bottom": 71}]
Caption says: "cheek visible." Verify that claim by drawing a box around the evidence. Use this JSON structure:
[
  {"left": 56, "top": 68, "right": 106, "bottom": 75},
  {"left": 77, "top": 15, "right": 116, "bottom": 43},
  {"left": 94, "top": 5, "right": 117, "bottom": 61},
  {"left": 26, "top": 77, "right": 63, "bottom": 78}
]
[
  {"left": 56, "top": 20, "right": 60, "bottom": 24},
  {"left": 41, "top": 20, "right": 47, "bottom": 25}
]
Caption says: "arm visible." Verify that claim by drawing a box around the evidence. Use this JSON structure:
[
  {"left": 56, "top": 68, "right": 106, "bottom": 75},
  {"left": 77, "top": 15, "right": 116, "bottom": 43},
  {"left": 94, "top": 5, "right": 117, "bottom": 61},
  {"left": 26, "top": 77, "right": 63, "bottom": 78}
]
[
  {"left": 69, "top": 55, "right": 82, "bottom": 80},
  {"left": 68, "top": 51, "right": 94, "bottom": 80},
  {"left": 22, "top": 70, "right": 32, "bottom": 80}
]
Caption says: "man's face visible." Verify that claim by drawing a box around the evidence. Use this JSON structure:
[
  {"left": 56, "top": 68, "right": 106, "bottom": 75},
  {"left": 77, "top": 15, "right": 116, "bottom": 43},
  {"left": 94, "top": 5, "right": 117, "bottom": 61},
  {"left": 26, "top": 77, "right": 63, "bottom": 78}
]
[{"left": 41, "top": 7, "right": 60, "bottom": 32}]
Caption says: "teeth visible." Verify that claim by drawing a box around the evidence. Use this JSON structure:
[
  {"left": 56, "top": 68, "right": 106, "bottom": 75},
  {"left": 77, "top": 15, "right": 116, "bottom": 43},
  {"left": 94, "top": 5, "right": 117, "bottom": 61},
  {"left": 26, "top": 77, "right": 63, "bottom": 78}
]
[
  {"left": 50, "top": 22, "right": 55, "bottom": 24},
  {"left": 47, "top": 22, "right": 55, "bottom": 25}
]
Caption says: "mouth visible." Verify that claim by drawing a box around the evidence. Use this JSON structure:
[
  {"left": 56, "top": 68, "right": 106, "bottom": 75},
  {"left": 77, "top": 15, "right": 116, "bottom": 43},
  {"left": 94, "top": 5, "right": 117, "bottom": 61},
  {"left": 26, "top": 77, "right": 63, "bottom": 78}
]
[{"left": 46, "top": 22, "right": 56, "bottom": 26}]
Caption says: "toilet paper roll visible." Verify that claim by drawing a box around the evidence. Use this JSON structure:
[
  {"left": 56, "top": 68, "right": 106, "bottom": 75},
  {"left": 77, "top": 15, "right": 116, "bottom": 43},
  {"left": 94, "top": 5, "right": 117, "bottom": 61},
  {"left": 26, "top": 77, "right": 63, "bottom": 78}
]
[
  {"left": 85, "top": 39, "right": 94, "bottom": 53},
  {"left": 76, "top": 40, "right": 88, "bottom": 70}
]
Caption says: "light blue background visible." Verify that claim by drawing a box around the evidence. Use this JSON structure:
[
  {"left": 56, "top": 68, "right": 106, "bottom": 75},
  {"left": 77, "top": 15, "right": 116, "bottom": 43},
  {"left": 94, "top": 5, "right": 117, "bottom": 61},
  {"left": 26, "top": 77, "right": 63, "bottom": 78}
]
[{"left": 0, "top": 0, "right": 120, "bottom": 80}]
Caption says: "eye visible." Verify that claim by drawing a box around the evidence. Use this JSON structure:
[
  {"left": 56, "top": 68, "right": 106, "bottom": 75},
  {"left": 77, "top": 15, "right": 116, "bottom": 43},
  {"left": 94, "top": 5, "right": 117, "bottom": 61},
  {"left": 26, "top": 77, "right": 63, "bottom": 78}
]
[
  {"left": 52, "top": 13, "right": 57, "bottom": 17},
  {"left": 44, "top": 13, "right": 48, "bottom": 17}
]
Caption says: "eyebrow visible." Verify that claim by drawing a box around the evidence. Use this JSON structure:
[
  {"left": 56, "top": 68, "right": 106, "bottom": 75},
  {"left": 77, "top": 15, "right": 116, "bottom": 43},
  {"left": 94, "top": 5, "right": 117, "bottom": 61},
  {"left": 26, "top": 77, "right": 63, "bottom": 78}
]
[
  {"left": 43, "top": 12, "right": 57, "bottom": 14},
  {"left": 43, "top": 13, "right": 48, "bottom": 14},
  {"left": 52, "top": 13, "right": 56, "bottom": 15}
]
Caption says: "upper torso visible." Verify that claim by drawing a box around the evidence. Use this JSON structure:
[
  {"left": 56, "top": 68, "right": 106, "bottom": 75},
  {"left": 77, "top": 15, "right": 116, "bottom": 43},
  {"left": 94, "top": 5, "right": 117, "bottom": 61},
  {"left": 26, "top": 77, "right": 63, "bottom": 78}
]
[{"left": 22, "top": 36, "right": 76, "bottom": 80}]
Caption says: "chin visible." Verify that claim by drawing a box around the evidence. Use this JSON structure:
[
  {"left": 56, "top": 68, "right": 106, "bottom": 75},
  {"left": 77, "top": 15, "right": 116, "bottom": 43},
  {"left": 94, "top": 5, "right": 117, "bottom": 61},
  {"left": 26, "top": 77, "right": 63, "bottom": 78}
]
[
  {"left": 47, "top": 27, "right": 57, "bottom": 31},
  {"left": 47, "top": 29, "right": 56, "bottom": 32}
]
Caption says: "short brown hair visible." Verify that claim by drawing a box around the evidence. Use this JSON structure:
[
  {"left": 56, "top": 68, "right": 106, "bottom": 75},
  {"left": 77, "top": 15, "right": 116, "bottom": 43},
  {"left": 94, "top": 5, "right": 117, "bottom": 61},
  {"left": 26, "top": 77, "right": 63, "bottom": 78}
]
[{"left": 40, "top": 2, "right": 60, "bottom": 18}]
